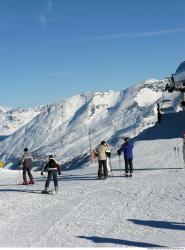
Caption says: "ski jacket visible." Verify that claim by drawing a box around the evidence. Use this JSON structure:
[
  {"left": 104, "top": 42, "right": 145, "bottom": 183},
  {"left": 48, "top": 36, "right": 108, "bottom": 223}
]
[
  {"left": 22, "top": 151, "right": 33, "bottom": 168},
  {"left": 119, "top": 141, "right": 134, "bottom": 160},
  {"left": 95, "top": 145, "right": 107, "bottom": 161},
  {"left": 42, "top": 158, "right": 61, "bottom": 174}
]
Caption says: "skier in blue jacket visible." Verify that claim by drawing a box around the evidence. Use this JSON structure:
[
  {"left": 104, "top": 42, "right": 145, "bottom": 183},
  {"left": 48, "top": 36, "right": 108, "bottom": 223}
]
[{"left": 118, "top": 137, "right": 134, "bottom": 177}]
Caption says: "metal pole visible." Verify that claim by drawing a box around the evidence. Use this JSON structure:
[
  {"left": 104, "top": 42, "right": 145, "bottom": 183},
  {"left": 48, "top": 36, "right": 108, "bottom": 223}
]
[
  {"left": 88, "top": 130, "right": 94, "bottom": 163},
  {"left": 119, "top": 155, "right": 122, "bottom": 176}
]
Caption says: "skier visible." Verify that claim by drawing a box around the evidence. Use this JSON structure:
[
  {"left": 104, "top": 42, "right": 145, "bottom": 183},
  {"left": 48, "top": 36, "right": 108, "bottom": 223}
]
[
  {"left": 21, "top": 148, "right": 34, "bottom": 185},
  {"left": 117, "top": 137, "right": 134, "bottom": 177},
  {"left": 94, "top": 141, "right": 108, "bottom": 180},
  {"left": 105, "top": 143, "right": 112, "bottom": 176},
  {"left": 41, "top": 155, "right": 61, "bottom": 193},
  {"left": 182, "top": 133, "right": 185, "bottom": 168},
  {"left": 157, "top": 103, "right": 162, "bottom": 124}
]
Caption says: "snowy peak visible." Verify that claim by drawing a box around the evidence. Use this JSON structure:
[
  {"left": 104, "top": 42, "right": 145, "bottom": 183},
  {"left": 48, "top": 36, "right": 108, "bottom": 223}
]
[
  {"left": 0, "top": 106, "right": 45, "bottom": 136},
  {"left": 132, "top": 79, "right": 165, "bottom": 107}
]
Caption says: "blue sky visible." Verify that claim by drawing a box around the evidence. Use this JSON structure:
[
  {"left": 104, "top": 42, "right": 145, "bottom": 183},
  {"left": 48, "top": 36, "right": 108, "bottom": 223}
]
[{"left": 0, "top": 0, "right": 184, "bottom": 108}]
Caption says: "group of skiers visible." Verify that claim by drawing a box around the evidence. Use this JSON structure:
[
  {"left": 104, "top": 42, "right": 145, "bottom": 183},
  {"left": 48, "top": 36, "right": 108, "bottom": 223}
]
[
  {"left": 20, "top": 133, "right": 185, "bottom": 193},
  {"left": 94, "top": 137, "right": 134, "bottom": 179},
  {"left": 21, "top": 148, "right": 61, "bottom": 194}
]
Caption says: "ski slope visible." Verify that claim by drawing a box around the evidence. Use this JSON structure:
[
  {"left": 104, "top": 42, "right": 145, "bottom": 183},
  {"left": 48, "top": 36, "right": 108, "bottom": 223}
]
[{"left": 0, "top": 138, "right": 185, "bottom": 248}]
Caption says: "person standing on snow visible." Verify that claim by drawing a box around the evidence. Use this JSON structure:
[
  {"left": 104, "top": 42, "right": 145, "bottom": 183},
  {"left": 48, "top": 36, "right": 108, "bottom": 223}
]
[
  {"left": 182, "top": 133, "right": 185, "bottom": 168},
  {"left": 21, "top": 147, "right": 34, "bottom": 185},
  {"left": 117, "top": 137, "right": 134, "bottom": 177},
  {"left": 41, "top": 155, "right": 61, "bottom": 193},
  {"left": 94, "top": 141, "right": 108, "bottom": 180}
]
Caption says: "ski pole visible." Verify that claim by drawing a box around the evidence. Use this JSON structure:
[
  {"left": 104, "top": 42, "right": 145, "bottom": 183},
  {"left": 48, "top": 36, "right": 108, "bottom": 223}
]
[
  {"left": 177, "top": 138, "right": 183, "bottom": 168},
  {"left": 174, "top": 147, "right": 177, "bottom": 169},
  {"left": 119, "top": 155, "right": 122, "bottom": 176},
  {"left": 177, "top": 146, "right": 180, "bottom": 168},
  {"left": 18, "top": 166, "right": 22, "bottom": 184}
]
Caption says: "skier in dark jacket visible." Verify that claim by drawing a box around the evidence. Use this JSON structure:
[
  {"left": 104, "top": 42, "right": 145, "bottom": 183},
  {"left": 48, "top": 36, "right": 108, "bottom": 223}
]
[
  {"left": 117, "top": 137, "right": 134, "bottom": 177},
  {"left": 41, "top": 155, "right": 61, "bottom": 193},
  {"left": 21, "top": 148, "right": 34, "bottom": 185}
]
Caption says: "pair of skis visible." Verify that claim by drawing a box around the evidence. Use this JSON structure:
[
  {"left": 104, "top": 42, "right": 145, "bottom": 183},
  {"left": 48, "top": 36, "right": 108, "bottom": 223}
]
[
  {"left": 119, "top": 155, "right": 126, "bottom": 176},
  {"left": 118, "top": 155, "right": 132, "bottom": 177},
  {"left": 173, "top": 138, "right": 184, "bottom": 169},
  {"left": 173, "top": 146, "right": 181, "bottom": 168}
]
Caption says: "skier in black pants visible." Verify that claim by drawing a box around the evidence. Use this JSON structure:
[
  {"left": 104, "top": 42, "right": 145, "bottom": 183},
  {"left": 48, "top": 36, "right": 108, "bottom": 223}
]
[
  {"left": 94, "top": 141, "right": 108, "bottom": 179},
  {"left": 117, "top": 137, "right": 134, "bottom": 177},
  {"left": 21, "top": 147, "right": 34, "bottom": 185},
  {"left": 41, "top": 155, "right": 61, "bottom": 193}
]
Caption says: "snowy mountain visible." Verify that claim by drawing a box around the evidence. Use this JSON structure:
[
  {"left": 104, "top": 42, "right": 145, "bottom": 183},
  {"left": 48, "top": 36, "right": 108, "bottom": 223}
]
[
  {"left": 0, "top": 106, "right": 44, "bottom": 136},
  {"left": 0, "top": 79, "right": 181, "bottom": 169}
]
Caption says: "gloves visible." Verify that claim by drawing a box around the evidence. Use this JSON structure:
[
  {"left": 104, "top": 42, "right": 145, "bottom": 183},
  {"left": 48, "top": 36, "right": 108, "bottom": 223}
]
[
  {"left": 41, "top": 172, "right": 43, "bottom": 176},
  {"left": 106, "top": 152, "right": 111, "bottom": 158},
  {"left": 58, "top": 172, "right": 61, "bottom": 175},
  {"left": 18, "top": 160, "right": 22, "bottom": 165},
  {"left": 117, "top": 150, "right": 121, "bottom": 156}
]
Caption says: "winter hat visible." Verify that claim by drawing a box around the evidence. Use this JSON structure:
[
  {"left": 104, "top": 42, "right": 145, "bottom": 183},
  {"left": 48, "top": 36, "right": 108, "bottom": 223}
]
[
  {"left": 24, "top": 148, "right": 28, "bottom": 152},
  {"left": 101, "top": 141, "right": 106, "bottom": 145},
  {"left": 49, "top": 155, "right": 54, "bottom": 159},
  {"left": 122, "top": 136, "right": 129, "bottom": 141}
]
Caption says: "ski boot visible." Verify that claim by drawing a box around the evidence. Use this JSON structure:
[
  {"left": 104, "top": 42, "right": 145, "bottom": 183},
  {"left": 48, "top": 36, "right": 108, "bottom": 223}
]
[
  {"left": 108, "top": 171, "right": 111, "bottom": 177},
  {"left": 29, "top": 180, "right": 34, "bottom": 184},
  {"left": 54, "top": 186, "right": 58, "bottom": 194},
  {"left": 41, "top": 188, "right": 49, "bottom": 194},
  {"left": 22, "top": 181, "right": 28, "bottom": 185}
]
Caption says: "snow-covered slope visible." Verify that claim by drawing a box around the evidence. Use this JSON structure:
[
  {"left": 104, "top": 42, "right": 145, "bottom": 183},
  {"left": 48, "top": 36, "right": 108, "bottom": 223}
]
[
  {"left": 0, "top": 147, "right": 184, "bottom": 247},
  {"left": 0, "top": 79, "right": 181, "bottom": 169}
]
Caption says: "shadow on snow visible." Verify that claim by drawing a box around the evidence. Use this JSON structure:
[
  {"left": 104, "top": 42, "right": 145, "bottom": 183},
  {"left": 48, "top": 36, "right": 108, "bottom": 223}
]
[
  {"left": 128, "top": 219, "right": 185, "bottom": 231},
  {"left": 77, "top": 235, "right": 165, "bottom": 247},
  {"left": 0, "top": 188, "right": 42, "bottom": 194},
  {"left": 133, "top": 110, "right": 185, "bottom": 141}
]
